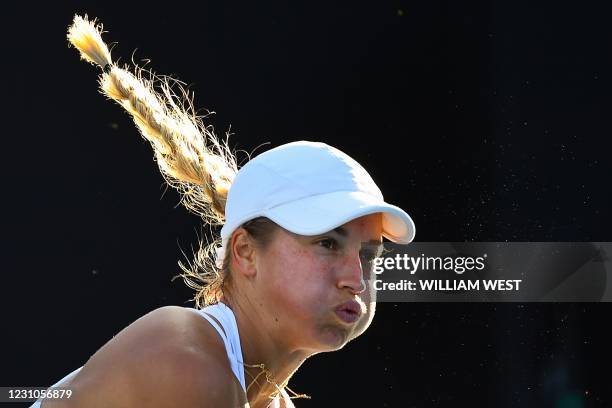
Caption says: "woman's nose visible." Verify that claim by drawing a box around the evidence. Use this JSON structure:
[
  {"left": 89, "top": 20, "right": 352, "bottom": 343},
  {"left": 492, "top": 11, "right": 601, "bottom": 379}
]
[{"left": 336, "top": 251, "right": 367, "bottom": 294}]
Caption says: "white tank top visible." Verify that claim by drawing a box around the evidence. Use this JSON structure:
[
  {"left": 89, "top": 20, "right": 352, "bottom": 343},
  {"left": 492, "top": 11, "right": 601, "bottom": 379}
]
[
  {"left": 195, "top": 303, "right": 286, "bottom": 407},
  {"left": 195, "top": 302, "right": 247, "bottom": 390},
  {"left": 31, "top": 303, "right": 285, "bottom": 408}
]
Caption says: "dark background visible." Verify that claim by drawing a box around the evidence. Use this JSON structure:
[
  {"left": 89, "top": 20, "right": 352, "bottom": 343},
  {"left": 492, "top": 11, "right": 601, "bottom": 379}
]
[{"left": 2, "top": 1, "right": 612, "bottom": 407}]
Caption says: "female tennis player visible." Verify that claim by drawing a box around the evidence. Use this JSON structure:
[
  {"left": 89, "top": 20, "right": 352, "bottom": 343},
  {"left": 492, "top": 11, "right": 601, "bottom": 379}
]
[{"left": 34, "top": 15, "right": 416, "bottom": 408}]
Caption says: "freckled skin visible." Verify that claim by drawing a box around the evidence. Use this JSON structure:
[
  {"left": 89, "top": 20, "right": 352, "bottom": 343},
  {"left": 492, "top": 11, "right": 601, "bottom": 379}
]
[{"left": 250, "top": 213, "right": 383, "bottom": 353}]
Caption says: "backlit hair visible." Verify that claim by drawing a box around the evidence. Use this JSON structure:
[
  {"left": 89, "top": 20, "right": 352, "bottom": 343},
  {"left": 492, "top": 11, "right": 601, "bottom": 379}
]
[{"left": 67, "top": 14, "right": 242, "bottom": 307}]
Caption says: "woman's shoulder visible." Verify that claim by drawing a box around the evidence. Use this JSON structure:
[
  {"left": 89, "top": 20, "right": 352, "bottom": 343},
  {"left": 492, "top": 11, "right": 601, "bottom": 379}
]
[
  {"left": 97, "top": 305, "right": 236, "bottom": 377},
  {"left": 49, "top": 306, "right": 243, "bottom": 407},
  {"left": 122, "top": 305, "right": 224, "bottom": 350},
  {"left": 90, "top": 305, "right": 227, "bottom": 365}
]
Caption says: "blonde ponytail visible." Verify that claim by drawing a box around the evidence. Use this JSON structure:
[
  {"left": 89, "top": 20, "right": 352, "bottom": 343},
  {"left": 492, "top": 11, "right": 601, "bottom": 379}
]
[
  {"left": 67, "top": 14, "right": 237, "bottom": 225},
  {"left": 67, "top": 14, "right": 238, "bottom": 306}
]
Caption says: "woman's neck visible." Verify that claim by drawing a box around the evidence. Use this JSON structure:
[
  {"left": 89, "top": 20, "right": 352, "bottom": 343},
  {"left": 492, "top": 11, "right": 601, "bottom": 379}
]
[{"left": 220, "top": 295, "right": 310, "bottom": 408}]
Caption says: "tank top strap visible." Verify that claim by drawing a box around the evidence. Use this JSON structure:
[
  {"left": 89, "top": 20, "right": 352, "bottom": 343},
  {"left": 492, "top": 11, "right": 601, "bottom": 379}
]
[{"left": 195, "top": 303, "right": 246, "bottom": 392}]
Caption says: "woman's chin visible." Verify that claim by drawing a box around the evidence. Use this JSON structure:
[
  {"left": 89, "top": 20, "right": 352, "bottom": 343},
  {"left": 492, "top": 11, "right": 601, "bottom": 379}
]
[
  {"left": 311, "top": 324, "right": 353, "bottom": 351},
  {"left": 307, "top": 308, "right": 376, "bottom": 352}
]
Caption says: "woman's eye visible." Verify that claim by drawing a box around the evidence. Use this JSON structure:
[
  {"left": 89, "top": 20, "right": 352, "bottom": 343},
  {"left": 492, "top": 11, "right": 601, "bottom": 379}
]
[{"left": 318, "top": 238, "right": 338, "bottom": 250}]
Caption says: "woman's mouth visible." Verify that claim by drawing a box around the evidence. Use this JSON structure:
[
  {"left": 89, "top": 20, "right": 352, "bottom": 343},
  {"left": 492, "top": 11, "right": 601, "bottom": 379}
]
[{"left": 334, "top": 300, "right": 362, "bottom": 324}]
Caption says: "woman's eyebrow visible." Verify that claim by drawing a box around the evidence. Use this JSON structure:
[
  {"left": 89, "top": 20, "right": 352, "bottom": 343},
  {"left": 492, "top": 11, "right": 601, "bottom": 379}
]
[
  {"left": 331, "top": 228, "right": 382, "bottom": 244},
  {"left": 332, "top": 226, "right": 348, "bottom": 237}
]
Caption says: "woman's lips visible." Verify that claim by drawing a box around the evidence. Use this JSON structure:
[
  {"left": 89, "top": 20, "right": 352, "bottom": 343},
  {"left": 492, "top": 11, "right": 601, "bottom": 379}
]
[{"left": 334, "top": 300, "right": 362, "bottom": 324}]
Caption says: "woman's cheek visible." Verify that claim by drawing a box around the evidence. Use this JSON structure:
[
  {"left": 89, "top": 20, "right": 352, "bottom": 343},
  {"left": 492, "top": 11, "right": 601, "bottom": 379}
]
[
  {"left": 348, "top": 280, "right": 377, "bottom": 340},
  {"left": 349, "top": 300, "right": 376, "bottom": 341}
]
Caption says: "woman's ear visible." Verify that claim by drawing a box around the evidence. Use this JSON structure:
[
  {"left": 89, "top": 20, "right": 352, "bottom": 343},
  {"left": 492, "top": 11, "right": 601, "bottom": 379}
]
[{"left": 229, "top": 228, "right": 258, "bottom": 278}]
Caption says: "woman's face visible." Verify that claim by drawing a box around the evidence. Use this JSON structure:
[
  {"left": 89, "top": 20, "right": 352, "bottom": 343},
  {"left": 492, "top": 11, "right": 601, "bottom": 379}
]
[{"left": 252, "top": 213, "right": 383, "bottom": 353}]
